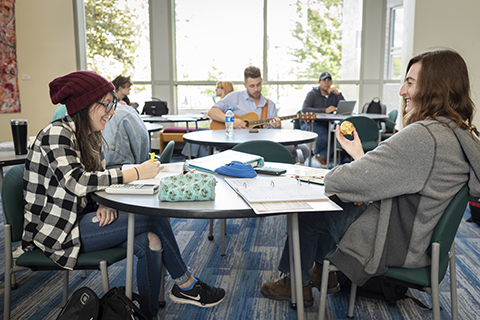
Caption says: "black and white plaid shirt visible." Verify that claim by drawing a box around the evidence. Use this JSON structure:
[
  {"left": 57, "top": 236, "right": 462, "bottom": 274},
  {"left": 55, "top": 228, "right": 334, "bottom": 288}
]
[{"left": 22, "top": 116, "right": 123, "bottom": 269}]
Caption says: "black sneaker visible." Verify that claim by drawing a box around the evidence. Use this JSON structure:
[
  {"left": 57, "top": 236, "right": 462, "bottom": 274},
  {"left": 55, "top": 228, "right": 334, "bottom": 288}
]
[{"left": 168, "top": 278, "right": 226, "bottom": 307}]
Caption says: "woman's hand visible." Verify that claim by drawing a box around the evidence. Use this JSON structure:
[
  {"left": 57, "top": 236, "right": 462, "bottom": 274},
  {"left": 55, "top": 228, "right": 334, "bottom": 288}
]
[
  {"left": 335, "top": 125, "right": 365, "bottom": 161},
  {"left": 123, "top": 160, "right": 164, "bottom": 183},
  {"left": 96, "top": 205, "right": 118, "bottom": 227},
  {"left": 136, "top": 160, "right": 164, "bottom": 180}
]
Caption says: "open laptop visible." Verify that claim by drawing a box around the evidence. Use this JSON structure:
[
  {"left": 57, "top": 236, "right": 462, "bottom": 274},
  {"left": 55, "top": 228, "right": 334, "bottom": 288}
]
[{"left": 334, "top": 100, "right": 356, "bottom": 115}]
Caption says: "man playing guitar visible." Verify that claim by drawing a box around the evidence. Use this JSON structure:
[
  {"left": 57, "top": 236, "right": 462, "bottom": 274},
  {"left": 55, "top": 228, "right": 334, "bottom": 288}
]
[{"left": 208, "top": 66, "right": 281, "bottom": 129}]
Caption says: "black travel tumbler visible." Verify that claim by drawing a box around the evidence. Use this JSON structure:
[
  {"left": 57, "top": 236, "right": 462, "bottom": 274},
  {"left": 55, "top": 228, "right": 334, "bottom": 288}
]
[{"left": 10, "top": 119, "right": 28, "bottom": 155}]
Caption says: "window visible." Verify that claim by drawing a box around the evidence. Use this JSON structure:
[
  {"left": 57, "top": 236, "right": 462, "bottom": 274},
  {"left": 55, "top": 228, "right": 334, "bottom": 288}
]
[
  {"left": 174, "top": 0, "right": 362, "bottom": 117},
  {"left": 84, "top": 0, "right": 151, "bottom": 103},
  {"left": 382, "top": 1, "right": 403, "bottom": 116},
  {"left": 387, "top": 6, "right": 403, "bottom": 80}
]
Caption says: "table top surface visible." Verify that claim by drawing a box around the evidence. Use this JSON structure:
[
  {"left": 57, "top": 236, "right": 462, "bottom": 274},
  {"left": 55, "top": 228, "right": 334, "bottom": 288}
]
[
  {"left": 144, "top": 123, "right": 163, "bottom": 133},
  {"left": 182, "top": 129, "right": 318, "bottom": 147},
  {"left": 141, "top": 115, "right": 209, "bottom": 123},
  {"left": 0, "top": 150, "right": 28, "bottom": 165},
  {"left": 314, "top": 113, "right": 389, "bottom": 121},
  {"left": 92, "top": 162, "right": 339, "bottom": 219}
]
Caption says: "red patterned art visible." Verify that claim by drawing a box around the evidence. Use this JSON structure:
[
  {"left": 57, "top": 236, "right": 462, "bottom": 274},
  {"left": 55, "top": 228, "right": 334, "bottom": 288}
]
[{"left": 0, "top": 0, "right": 21, "bottom": 113}]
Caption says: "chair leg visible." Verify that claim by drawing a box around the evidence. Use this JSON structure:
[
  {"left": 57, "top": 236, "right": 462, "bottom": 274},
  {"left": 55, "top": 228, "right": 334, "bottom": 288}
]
[
  {"left": 208, "top": 219, "right": 214, "bottom": 240},
  {"left": 99, "top": 260, "right": 110, "bottom": 294},
  {"left": 431, "top": 243, "right": 441, "bottom": 320},
  {"left": 449, "top": 243, "right": 458, "bottom": 320},
  {"left": 82, "top": 270, "right": 87, "bottom": 279},
  {"left": 318, "top": 261, "right": 331, "bottom": 320},
  {"left": 221, "top": 219, "right": 226, "bottom": 256},
  {"left": 5, "top": 225, "right": 12, "bottom": 320},
  {"left": 62, "top": 270, "right": 69, "bottom": 306},
  {"left": 11, "top": 273, "right": 17, "bottom": 290},
  {"left": 348, "top": 283, "right": 357, "bottom": 318},
  {"left": 159, "top": 264, "right": 167, "bottom": 308}
]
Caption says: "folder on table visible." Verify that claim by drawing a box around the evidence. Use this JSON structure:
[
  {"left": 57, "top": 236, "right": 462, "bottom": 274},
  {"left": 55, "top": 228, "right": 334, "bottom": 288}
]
[
  {"left": 186, "top": 150, "right": 264, "bottom": 174},
  {"left": 224, "top": 177, "right": 336, "bottom": 215}
]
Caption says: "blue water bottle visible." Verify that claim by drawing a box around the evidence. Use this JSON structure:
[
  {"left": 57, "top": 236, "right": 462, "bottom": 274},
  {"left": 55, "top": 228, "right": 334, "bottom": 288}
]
[{"left": 225, "top": 108, "right": 234, "bottom": 136}]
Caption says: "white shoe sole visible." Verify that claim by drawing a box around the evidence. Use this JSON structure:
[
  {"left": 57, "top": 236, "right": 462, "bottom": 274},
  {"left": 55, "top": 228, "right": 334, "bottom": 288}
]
[{"left": 168, "top": 291, "right": 225, "bottom": 308}]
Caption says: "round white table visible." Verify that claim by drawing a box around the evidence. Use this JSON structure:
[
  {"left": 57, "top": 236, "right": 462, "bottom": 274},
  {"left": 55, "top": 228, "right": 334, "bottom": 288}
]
[
  {"left": 183, "top": 128, "right": 317, "bottom": 149},
  {"left": 92, "top": 162, "right": 340, "bottom": 320}
]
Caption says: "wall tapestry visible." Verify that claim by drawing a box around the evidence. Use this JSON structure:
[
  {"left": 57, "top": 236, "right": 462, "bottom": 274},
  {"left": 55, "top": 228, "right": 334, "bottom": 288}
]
[{"left": 0, "top": 0, "right": 21, "bottom": 113}]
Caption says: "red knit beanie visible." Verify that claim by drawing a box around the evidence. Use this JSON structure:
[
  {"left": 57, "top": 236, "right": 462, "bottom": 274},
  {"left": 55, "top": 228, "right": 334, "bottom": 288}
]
[{"left": 49, "top": 71, "right": 115, "bottom": 115}]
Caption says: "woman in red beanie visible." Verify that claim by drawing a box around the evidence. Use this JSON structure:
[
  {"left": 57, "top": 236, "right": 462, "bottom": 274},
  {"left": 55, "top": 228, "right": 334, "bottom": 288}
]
[{"left": 22, "top": 71, "right": 225, "bottom": 319}]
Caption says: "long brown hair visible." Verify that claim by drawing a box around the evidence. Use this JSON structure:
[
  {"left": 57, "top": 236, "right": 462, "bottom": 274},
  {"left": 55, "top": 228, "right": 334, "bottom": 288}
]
[
  {"left": 402, "top": 49, "right": 478, "bottom": 136},
  {"left": 71, "top": 91, "right": 117, "bottom": 171},
  {"left": 216, "top": 81, "right": 234, "bottom": 99}
]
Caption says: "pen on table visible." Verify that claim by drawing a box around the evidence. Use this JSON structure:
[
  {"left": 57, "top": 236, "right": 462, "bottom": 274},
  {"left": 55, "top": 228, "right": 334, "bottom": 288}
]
[
  {"left": 150, "top": 152, "right": 155, "bottom": 163},
  {"left": 291, "top": 175, "right": 324, "bottom": 179}
]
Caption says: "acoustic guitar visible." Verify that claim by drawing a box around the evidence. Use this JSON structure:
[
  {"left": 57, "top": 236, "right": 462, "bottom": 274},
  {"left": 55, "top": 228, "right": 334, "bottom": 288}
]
[{"left": 210, "top": 112, "right": 317, "bottom": 130}]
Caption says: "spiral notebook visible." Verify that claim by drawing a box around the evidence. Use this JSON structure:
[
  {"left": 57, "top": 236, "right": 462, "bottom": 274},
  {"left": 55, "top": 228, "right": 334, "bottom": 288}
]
[{"left": 224, "top": 176, "right": 339, "bottom": 215}]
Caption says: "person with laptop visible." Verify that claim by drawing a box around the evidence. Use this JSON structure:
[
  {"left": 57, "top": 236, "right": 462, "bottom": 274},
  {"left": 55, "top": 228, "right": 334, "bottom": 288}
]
[{"left": 300, "top": 71, "right": 345, "bottom": 167}]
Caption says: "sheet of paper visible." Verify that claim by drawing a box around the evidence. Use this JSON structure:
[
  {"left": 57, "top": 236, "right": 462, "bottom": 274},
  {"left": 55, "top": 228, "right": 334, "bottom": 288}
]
[
  {"left": 121, "top": 163, "right": 184, "bottom": 184},
  {"left": 249, "top": 199, "right": 341, "bottom": 215},
  {"left": 225, "top": 177, "right": 328, "bottom": 203}
]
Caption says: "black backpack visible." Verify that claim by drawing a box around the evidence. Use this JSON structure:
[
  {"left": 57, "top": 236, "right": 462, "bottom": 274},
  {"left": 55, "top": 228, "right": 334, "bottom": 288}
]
[
  {"left": 57, "top": 287, "right": 150, "bottom": 320},
  {"left": 363, "top": 97, "right": 383, "bottom": 114},
  {"left": 56, "top": 287, "right": 100, "bottom": 320},
  {"left": 142, "top": 99, "right": 168, "bottom": 116}
]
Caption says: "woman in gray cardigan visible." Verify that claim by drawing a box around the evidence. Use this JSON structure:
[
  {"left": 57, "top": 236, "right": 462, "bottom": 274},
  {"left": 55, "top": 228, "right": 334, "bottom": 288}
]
[{"left": 261, "top": 49, "right": 480, "bottom": 307}]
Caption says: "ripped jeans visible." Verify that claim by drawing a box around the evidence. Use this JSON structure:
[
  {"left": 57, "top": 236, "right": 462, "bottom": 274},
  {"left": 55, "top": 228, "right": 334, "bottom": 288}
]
[{"left": 78, "top": 211, "right": 191, "bottom": 317}]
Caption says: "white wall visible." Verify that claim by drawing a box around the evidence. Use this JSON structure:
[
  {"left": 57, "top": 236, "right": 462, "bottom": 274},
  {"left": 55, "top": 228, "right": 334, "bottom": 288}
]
[
  {"left": 0, "top": 0, "right": 77, "bottom": 141},
  {"left": 404, "top": 0, "right": 480, "bottom": 128}
]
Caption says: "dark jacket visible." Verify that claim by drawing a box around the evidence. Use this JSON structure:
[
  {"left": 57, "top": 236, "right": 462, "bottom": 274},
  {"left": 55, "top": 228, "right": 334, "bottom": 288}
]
[{"left": 301, "top": 87, "right": 345, "bottom": 114}]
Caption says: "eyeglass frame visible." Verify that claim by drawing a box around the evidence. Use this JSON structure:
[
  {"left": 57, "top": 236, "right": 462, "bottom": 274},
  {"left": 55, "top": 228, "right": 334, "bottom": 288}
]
[{"left": 96, "top": 100, "right": 117, "bottom": 113}]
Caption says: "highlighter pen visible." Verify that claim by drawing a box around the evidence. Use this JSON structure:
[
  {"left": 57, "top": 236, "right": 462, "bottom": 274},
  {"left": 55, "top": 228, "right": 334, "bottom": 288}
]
[{"left": 150, "top": 152, "right": 155, "bottom": 163}]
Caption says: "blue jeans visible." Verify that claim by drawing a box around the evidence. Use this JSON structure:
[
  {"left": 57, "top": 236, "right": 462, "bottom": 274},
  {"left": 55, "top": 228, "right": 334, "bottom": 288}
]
[
  {"left": 78, "top": 211, "right": 191, "bottom": 317},
  {"left": 301, "top": 121, "right": 332, "bottom": 160},
  {"left": 278, "top": 202, "right": 367, "bottom": 286}
]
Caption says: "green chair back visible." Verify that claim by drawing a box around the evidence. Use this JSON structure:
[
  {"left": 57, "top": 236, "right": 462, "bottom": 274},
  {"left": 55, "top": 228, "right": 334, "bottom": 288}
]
[
  {"left": 232, "top": 140, "right": 295, "bottom": 164},
  {"left": 431, "top": 184, "right": 469, "bottom": 280},
  {"left": 338, "top": 116, "right": 379, "bottom": 153},
  {"left": 2, "top": 164, "right": 26, "bottom": 242},
  {"left": 384, "top": 184, "right": 469, "bottom": 286},
  {"left": 159, "top": 140, "right": 175, "bottom": 163},
  {"left": 385, "top": 109, "right": 398, "bottom": 134}
]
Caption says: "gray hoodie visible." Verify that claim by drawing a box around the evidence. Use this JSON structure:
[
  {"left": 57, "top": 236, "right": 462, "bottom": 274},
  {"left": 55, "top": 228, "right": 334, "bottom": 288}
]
[{"left": 324, "top": 117, "right": 480, "bottom": 285}]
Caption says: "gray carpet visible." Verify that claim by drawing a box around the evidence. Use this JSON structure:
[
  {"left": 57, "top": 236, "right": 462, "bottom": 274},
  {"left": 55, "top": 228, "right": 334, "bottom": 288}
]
[{"left": 1, "top": 162, "right": 480, "bottom": 319}]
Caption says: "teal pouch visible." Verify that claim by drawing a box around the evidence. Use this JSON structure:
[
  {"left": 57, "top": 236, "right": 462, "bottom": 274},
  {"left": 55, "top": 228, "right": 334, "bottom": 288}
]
[{"left": 159, "top": 173, "right": 216, "bottom": 202}]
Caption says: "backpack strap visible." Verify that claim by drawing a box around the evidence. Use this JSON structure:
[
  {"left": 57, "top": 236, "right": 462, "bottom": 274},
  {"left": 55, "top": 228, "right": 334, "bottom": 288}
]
[{"left": 261, "top": 99, "right": 269, "bottom": 120}]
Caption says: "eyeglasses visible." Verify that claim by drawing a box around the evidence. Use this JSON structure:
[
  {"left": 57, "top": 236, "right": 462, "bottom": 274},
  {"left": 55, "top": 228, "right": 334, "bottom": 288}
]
[
  {"left": 216, "top": 87, "right": 223, "bottom": 90},
  {"left": 96, "top": 101, "right": 117, "bottom": 113}
]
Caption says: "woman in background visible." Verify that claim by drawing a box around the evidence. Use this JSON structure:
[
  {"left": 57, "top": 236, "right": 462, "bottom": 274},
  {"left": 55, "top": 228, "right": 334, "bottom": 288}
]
[{"left": 215, "top": 81, "right": 234, "bottom": 100}]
